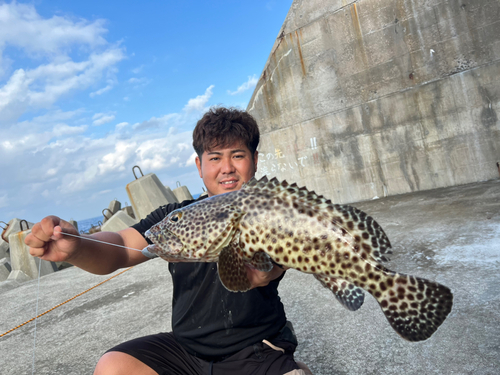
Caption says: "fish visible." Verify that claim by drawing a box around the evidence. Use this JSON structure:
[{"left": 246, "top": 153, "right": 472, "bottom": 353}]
[{"left": 144, "top": 176, "right": 453, "bottom": 342}]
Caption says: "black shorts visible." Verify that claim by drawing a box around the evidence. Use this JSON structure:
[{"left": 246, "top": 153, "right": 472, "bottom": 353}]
[{"left": 108, "top": 331, "right": 302, "bottom": 375}]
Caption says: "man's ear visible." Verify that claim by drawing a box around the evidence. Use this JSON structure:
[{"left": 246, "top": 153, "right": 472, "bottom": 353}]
[
  {"left": 253, "top": 151, "right": 258, "bottom": 172},
  {"left": 195, "top": 156, "right": 203, "bottom": 178}
]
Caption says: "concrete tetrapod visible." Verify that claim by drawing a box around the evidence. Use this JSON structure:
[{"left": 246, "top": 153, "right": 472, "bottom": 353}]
[
  {"left": 126, "top": 172, "right": 178, "bottom": 220},
  {"left": 101, "top": 211, "right": 139, "bottom": 233},
  {"left": 7, "top": 229, "right": 58, "bottom": 282},
  {"left": 172, "top": 181, "right": 194, "bottom": 202}
]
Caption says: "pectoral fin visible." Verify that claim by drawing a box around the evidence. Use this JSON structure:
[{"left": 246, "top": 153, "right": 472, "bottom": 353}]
[{"left": 218, "top": 245, "right": 252, "bottom": 292}]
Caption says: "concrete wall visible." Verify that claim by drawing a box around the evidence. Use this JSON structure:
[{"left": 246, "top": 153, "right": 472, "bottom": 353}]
[{"left": 247, "top": 0, "right": 500, "bottom": 203}]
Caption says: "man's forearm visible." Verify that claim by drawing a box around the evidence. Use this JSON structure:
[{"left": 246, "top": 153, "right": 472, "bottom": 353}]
[{"left": 68, "top": 230, "right": 148, "bottom": 275}]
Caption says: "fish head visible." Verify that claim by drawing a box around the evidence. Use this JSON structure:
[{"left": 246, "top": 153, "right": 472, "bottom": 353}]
[{"left": 145, "top": 199, "right": 244, "bottom": 262}]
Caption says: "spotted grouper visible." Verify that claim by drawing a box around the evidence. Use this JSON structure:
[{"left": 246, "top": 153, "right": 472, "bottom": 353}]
[{"left": 144, "top": 176, "right": 453, "bottom": 342}]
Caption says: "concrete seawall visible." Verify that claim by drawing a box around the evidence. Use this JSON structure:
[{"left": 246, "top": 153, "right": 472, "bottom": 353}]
[{"left": 248, "top": 0, "right": 500, "bottom": 204}]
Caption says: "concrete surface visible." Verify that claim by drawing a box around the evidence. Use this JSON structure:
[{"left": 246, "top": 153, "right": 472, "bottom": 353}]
[
  {"left": 248, "top": 0, "right": 500, "bottom": 204},
  {"left": 0, "top": 179, "right": 498, "bottom": 374}
]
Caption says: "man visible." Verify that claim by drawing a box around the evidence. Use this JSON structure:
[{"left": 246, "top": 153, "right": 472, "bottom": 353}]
[{"left": 26, "top": 107, "right": 311, "bottom": 375}]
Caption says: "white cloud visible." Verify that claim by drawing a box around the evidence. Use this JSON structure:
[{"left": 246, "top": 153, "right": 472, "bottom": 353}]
[
  {"left": 0, "top": 2, "right": 107, "bottom": 56},
  {"left": 115, "top": 122, "right": 129, "bottom": 130},
  {"left": 90, "top": 84, "right": 113, "bottom": 97},
  {"left": 0, "top": 3, "right": 125, "bottom": 123},
  {"left": 128, "top": 76, "right": 151, "bottom": 89},
  {"left": 131, "top": 65, "right": 144, "bottom": 74},
  {"left": 52, "top": 124, "right": 87, "bottom": 135},
  {"left": 92, "top": 112, "right": 116, "bottom": 126},
  {"left": 185, "top": 152, "right": 197, "bottom": 167},
  {"left": 227, "top": 75, "right": 258, "bottom": 95},
  {"left": 98, "top": 141, "right": 137, "bottom": 174},
  {"left": 0, "top": 84, "right": 212, "bottom": 221},
  {"left": 184, "top": 85, "right": 214, "bottom": 112}
]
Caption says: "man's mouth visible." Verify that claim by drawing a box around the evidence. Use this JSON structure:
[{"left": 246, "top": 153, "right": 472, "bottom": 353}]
[{"left": 220, "top": 179, "right": 238, "bottom": 187}]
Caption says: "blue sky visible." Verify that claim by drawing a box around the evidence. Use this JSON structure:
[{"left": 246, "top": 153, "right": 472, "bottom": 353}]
[{"left": 0, "top": 0, "right": 292, "bottom": 223}]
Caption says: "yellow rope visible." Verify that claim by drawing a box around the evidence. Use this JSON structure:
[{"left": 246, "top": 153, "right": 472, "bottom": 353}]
[{"left": 0, "top": 266, "right": 134, "bottom": 338}]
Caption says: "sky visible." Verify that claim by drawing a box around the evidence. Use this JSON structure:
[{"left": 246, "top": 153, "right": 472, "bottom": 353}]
[{"left": 0, "top": 0, "right": 292, "bottom": 223}]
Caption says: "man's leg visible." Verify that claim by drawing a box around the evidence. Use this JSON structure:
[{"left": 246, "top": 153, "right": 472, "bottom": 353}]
[
  {"left": 94, "top": 352, "right": 156, "bottom": 375},
  {"left": 95, "top": 333, "right": 206, "bottom": 375}
]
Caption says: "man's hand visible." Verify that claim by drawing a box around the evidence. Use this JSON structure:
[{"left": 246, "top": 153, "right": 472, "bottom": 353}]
[
  {"left": 25, "top": 215, "right": 81, "bottom": 263},
  {"left": 246, "top": 264, "right": 289, "bottom": 289}
]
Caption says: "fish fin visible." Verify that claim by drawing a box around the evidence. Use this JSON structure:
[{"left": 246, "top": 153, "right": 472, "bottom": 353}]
[
  {"left": 243, "top": 176, "right": 267, "bottom": 188},
  {"left": 314, "top": 274, "right": 365, "bottom": 311},
  {"left": 218, "top": 245, "right": 252, "bottom": 292},
  {"left": 376, "top": 273, "right": 453, "bottom": 341},
  {"left": 249, "top": 251, "right": 274, "bottom": 272}
]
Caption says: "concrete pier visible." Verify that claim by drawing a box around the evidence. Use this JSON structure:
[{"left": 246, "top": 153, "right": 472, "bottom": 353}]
[{"left": 0, "top": 179, "right": 498, "bottom": 374}]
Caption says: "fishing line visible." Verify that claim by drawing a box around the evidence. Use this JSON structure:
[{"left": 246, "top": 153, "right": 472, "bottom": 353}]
[
  {"left": 58, "top": 231, "right": 145, "bottom": 252},
  {"left": 29, "top": 231, "right": 145, "bottom": 374},
  {"left": 32, "top": 256, "right": 42, "bottom": 375}
]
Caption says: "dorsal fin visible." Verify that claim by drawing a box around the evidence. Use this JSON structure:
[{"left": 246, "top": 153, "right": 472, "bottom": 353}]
[
  {"left": 242, "top": 176, "right": 329, "bottom": 207},
  {"left": 243, "top": 176, "right": 267, "bottom": 188}
]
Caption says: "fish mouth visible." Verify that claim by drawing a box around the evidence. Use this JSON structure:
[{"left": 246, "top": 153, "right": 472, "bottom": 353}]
[{"left": 144, "top": 228, "right": 183, "bottom": 255}]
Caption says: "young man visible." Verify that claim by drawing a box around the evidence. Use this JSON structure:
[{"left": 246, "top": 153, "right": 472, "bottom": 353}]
[{"left": 26, "top": 107, "right": 311, "bottom": 375}]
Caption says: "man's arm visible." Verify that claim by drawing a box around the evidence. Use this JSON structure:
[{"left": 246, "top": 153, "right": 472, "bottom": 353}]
[{"left": 25, "top": 216, "right": 150, "bottom": 275}]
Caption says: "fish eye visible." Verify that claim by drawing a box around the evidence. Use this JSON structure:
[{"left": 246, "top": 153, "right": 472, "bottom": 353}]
[{"left": 170, "top": 211, "right": 183, "bottom": 223}]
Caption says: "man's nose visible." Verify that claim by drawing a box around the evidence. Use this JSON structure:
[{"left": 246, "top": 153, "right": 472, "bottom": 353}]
[{"left": 221, "top": 157, "right": 236, "bottom": 173}]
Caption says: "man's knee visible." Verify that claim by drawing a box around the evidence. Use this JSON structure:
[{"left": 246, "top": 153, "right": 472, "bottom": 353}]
[{"left": 93, "top": 351, "right": 156, "bottom": 375}]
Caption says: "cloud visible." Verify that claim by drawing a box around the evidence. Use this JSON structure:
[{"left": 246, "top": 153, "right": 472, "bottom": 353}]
[
  {"left": 131, "top": 65, "right": 144, "bottom": 74},
  {"left": 0, "top": 2, "right": 107, "bottom": 56},
  {"left": 185, "top": 152, "right": 197, "bottom": 167},
  {"left": 98, "top": 141, "right": 137, "bottom": 175},
  {"left": 90, "top": 84, "right": 113, "bottom": 97},
  {"left": 0, "top": 84, "right": 212, "bottom": 221},
  {"left": 227, "top": 75, "right": 258, "bottom": 95},
  {"left": 127, "top": 76, "right": 151, "bottom": 89},
  {"left": 184, "top": 85, "right": 214, "bottom": 112},
  {"left": 0, "top": 3, "right": 125, "bottom": 123},
  {"left": 52, "top": 123, "right": 87, "bottom": 135},
  {"left": 115, "top": 122, "right": 129, "bottom": 130},
  {"left": 92, "top": 112, "right": 115, "bottom": 126}
]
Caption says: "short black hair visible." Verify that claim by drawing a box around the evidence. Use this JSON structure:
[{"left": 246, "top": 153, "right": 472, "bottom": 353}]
[{"left": 192, "top": 107, "right": 260, "bottom": 158}]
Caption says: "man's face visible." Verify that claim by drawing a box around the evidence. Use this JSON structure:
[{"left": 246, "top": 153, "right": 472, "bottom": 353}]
[{"left": 195, "top": 142, "right": 258, "bottom": 197}]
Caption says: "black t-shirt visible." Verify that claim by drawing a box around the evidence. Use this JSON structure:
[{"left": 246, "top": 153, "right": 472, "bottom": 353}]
[{"left": 132, "top": 197, "right": 287, "bottom": 360}]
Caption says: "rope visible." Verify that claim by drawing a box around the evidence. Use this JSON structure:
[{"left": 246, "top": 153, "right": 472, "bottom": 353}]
[{"left": 0, "top": 266, "right": 134, "bottom": 338}]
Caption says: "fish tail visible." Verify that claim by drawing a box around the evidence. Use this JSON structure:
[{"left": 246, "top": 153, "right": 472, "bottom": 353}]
[{"left": 375, "top": 273, "right": 453, "bottom": 341}]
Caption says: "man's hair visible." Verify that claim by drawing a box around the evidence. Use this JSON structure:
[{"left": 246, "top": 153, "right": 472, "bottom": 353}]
[{"left": 192, "top": 107, "right": 260, "bottom": 158}]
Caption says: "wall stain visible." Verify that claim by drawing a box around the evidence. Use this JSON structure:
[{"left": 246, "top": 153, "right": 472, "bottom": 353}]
[{"left": 295, "top": 30, "right": 306, "bottom": 76}]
